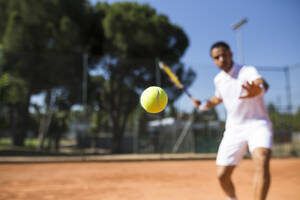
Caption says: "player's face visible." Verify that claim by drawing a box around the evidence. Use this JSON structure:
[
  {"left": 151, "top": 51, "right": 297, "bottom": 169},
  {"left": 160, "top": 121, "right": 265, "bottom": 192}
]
[{"left": 211, "top": 47, "right": 233, "bottom": 72}]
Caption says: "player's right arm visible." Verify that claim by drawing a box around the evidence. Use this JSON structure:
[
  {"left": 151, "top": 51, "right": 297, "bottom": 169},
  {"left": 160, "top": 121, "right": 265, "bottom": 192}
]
[{"left": 191, "top": 96, "right": 222, "bottom": 111}]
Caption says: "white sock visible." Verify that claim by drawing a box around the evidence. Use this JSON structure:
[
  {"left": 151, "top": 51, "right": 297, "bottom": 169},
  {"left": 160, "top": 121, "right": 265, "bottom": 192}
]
[{"left": 227, "top": 197, "right": 238, "bottom": 200}]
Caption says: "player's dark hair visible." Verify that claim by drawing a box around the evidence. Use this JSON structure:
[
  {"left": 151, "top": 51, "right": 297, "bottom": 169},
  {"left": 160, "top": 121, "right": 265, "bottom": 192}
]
[{"left": 210, "top": 41, "right": 231, "bottom": 55}]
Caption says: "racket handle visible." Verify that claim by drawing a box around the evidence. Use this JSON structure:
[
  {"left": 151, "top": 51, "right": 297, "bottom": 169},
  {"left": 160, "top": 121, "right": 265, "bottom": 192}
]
[{"left": 182, "top": 87, "right": 192, "bottom": 98}]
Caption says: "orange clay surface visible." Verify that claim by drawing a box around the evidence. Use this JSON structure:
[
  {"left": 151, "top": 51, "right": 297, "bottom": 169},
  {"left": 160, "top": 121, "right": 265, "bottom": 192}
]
[{"left": 0, "top": 158, "right": 299, "bottom": 200}]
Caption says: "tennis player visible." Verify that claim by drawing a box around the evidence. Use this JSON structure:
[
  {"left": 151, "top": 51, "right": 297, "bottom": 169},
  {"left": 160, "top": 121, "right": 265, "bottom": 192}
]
[{"left": 192, "top": 41, "right": 273, "bottom": 200}]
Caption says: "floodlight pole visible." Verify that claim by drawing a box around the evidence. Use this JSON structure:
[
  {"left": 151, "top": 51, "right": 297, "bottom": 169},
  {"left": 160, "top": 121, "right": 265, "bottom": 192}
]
[
  {"left": 232, "top": 18, "right": 248, "bottom": 64},
  {"left": 284, "top": 66, "right": 292, "bottom": 113}
]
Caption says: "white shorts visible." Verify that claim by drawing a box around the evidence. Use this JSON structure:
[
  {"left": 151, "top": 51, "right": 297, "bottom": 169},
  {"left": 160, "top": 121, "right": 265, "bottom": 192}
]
[{"left": 216, "top": 121, "right": 273, "bottom": 166}]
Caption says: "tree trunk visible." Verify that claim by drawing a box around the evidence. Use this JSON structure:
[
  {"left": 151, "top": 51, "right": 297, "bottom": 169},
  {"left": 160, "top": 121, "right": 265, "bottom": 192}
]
[
  {"left": 37, "top": 89, "right": 55, "bottom": 150},
  {"left": 37, "top": 109, "right": 54, "bottom": 150},
  {"left": 10, "top": 105, "right": 25, "bottom": 147},
  {"left": 111, "top": 112, "right": 130, "bottom": 154},
  {"left": 112, "top": 124, "right": 123, "bottom": 154},
  {"left": 10, "top": 93, "right": 31, "bottom": 147},
  {"left": 54, "top": 134, "right": 61, "bottom": 152}
]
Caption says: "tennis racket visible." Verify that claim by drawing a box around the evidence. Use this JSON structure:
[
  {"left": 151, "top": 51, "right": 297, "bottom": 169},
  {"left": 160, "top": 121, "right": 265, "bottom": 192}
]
[{"left": 158, "top": 61, "right": 193, "bottom": 98}]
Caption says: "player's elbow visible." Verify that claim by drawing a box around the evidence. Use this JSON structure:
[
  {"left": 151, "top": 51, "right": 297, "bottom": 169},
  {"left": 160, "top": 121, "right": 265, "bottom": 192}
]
[{"left": 263, "top": 79, "right": 269, "bottom": 92}]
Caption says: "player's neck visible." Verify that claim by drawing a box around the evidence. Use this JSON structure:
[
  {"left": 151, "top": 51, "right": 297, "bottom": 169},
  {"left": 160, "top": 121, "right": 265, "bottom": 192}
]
[{"left": 224, "top": 62, "right": 234, "bottom": 73}]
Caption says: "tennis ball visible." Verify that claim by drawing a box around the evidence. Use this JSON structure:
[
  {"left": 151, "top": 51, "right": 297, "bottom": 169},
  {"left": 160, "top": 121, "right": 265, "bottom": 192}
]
[{"left": 140, "top": 86, "right": 168, "bottom": 113}]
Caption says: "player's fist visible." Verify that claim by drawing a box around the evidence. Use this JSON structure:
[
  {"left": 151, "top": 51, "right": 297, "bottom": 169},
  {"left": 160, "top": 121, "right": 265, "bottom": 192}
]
[{"left": 191, "top": 98, "right": 201, "bottom": 109}]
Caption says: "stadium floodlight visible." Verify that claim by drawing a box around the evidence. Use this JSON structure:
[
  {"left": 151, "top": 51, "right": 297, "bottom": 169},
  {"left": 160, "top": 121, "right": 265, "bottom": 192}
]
[
  {"left": 232, "top": 18, "right": 248, "bottom": 30},
  {"left": 232, "top": 18, "right": 248, "bottom": 64}
]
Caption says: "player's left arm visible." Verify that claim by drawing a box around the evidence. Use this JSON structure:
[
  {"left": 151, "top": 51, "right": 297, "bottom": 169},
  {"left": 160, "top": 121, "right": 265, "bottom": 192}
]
[
  {"left": 239, "top": 78, "right": 269, "bottom": 99},
  {"left": 254, "top": 78, "right": 269, "bottom": 92}
]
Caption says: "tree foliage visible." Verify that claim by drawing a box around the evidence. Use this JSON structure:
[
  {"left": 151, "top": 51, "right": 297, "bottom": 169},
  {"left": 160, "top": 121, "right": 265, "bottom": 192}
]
[
  {"left": 0, "top": 0, "right": 104, "bottom": 147},
  {"left": 0, "top": 1, "right": 195, "bottom": 153},
  {"left": 0, "top": 73, "right": 28, "bottom": 104},
  {"left": 89, "top": 2, "right": 194, "bottom": 153}
]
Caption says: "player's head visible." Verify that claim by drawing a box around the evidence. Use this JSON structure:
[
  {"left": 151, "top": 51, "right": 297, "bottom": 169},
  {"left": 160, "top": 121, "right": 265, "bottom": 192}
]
[{"left": 210, "top": 41, "right": 233, "bottom": 73}]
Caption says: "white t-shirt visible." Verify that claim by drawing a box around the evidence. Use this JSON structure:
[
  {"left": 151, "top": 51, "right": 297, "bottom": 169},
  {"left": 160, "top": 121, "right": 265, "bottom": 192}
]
[{"left": 214, "top": 63, "right": 270, "bottom": 129}]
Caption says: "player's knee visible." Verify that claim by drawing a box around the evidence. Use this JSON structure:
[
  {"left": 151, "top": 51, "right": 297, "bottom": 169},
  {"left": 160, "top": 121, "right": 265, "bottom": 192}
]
[
  {"left": 217, "top": 167, "right": 231, "bottom": 182},
  {"left": 253, "top": 150, "right": 271, "bottom": 173}
]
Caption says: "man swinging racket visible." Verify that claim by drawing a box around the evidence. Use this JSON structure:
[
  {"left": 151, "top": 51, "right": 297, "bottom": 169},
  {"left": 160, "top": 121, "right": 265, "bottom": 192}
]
[{"left": 191, "top": 41, "right": 273, "bottom": 200}]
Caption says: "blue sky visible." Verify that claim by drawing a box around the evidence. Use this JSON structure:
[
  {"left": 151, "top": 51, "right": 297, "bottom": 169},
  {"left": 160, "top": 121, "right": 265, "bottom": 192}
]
[
  {"left": 32, "top": 0, "right": 299, "bottom": 119},
  {"left": 89, "top": 0, "right": 300, "bottom": 118}
]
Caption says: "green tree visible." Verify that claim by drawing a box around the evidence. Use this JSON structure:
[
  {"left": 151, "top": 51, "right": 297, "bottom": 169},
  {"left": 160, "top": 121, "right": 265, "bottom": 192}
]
[
  {"left": 292, "top": 107, "right": 300, "bottom": 131},
  {"left": 93, "top": 2, "right": 194, "bottom": 153},
  {"left": 47, "top": 111, "right": 68, "bottom": 152},
  {"left": 0, "top": 0, "right": 104, "bottom": 147},
  {"left": 268, "top": 103, "right": 294, "bottom": 143},
  {"left": 0, "top": 73, "right": 28, "bottom": 145}
]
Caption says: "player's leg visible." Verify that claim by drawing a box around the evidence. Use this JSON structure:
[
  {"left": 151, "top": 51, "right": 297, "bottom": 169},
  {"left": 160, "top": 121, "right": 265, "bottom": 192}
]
[
  {"left": 216, "top": 129, "right": 248, "bottom": 200},
  {"left": 251, "top": 147, "right": 271, "bottom": 200},
  {"left": 217, "top": 165, "right": 237, "bottom": 199},
  {"left": 248, "top": 121, "right": 273, "bottom": 200}
]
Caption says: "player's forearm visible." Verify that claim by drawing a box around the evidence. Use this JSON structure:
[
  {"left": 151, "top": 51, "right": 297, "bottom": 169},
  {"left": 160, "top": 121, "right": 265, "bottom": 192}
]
[
  {"left": 253, "top": 78, "right": 269, "bottom": 93},
  {"left": 199, "top": 96, "right": 222, "bottom": 111}
]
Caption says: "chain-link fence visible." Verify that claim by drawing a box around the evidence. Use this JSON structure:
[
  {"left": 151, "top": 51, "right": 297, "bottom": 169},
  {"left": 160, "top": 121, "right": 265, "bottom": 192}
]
[{"left": 0, "top": 54, "right": 299, "bottom": 157}]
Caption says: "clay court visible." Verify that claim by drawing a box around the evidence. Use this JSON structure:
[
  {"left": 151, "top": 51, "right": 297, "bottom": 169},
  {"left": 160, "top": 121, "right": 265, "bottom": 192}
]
[{"left": 0, "top": 158, "right": 299, "bottom": 200}]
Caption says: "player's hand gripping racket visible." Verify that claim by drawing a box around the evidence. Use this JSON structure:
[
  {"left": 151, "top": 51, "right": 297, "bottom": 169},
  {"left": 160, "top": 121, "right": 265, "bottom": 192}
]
[{"left": 158, "top": 61, "right": 201, "bottom": 108}]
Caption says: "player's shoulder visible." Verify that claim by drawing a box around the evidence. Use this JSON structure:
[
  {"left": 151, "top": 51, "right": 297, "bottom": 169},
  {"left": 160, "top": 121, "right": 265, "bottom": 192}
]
[
  {"left": 213, "top": 71, "right": 224, "bottom": 84},
  {"left": 240, "top": 65, "right": 258, "bottom": 74},
  {"left": 239, "top": 64, "right": 262, "bottom": 80}
]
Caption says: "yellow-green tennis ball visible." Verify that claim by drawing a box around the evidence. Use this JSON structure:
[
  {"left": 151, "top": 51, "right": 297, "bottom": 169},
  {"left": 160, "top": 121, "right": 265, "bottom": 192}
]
[{"left": 140, "top": 86, "right": 168, "bottom": 113}]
